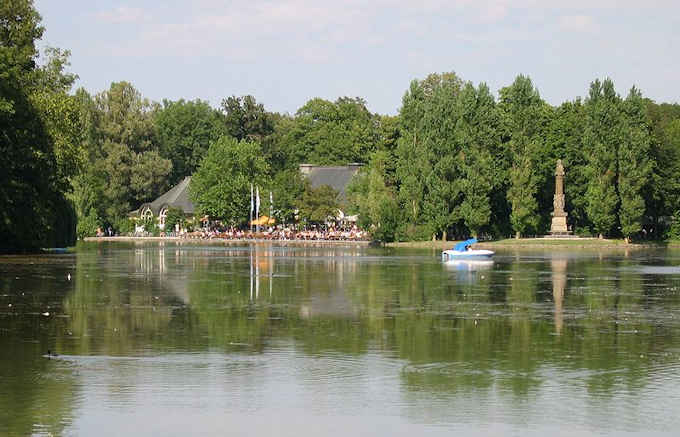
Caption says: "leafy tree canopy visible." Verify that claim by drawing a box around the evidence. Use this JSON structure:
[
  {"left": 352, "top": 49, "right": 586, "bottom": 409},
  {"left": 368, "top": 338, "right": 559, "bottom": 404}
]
[
  {"left": 298, "top": 183, "right": 340, "bottom": 224},
  {"left": 155, "top": 98, "right": 226, "bottom": 185},
  {"left": 190, "top": 136, "right": 269, "bottom": 225}
]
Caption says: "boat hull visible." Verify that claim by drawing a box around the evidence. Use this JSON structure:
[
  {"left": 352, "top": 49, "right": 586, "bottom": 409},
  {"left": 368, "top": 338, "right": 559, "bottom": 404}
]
[{"left": 442, "top": 249, "right": 494, "bottom": 261}]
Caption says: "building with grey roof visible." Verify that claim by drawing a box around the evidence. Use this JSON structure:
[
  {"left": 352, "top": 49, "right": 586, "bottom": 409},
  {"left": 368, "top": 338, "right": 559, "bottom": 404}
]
[
  {"left": 130, "top": 164, "right": 362, "bottom": 229},
  {"left": 299, "top": 163, "right": 362, "bottom": 222},
  {"left": 299, "top": 163, "right": 362, "bottom": 203},
  {"left": 130, "top": 176, "right": 194, "bottom": 230}
]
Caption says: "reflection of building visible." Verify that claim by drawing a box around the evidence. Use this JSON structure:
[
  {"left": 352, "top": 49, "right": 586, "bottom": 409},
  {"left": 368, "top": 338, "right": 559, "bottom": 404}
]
[
  {"left": 129, "top": 177, "right": 195, "bottom": 230},
  {"left": 299, "top": 163, "right": 362, "bottom": 223}
]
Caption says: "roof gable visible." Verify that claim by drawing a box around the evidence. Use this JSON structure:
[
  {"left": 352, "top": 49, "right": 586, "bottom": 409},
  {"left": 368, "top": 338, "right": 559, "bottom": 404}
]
[
  {"left": 140, "top": 176, "right": 195, "bottom": 215},
  {"left": 300, "top": 164, "right": 362, "bottom": 202}
]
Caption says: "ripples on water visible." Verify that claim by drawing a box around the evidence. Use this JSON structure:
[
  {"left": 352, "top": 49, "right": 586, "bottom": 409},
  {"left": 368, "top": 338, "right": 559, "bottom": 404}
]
[{"left": 1, "top": 243, "right": 680, "bottom": 436}]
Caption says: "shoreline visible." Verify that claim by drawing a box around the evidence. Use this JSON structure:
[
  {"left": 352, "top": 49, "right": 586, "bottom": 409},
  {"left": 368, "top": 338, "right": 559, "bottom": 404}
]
[
  {"left": 76, "top": 236, "right": 680, "bottom": 251},
  {"left": 82, "top": 236, "right": 372, "bottom": 246},
  {"left": 386, "top": 238, "right": 677, "bottom": 250}
]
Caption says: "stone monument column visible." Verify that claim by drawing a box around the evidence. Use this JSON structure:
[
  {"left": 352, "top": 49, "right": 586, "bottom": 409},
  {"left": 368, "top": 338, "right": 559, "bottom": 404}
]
[{"left": 550, "top": 159, "right": 570, "bottom": 236}]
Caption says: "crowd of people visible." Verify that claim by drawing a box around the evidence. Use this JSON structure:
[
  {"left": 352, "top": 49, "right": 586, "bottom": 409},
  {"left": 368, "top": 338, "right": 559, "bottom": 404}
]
[{"left": 181, "top": 225, "right": 369, "bottom": 242}]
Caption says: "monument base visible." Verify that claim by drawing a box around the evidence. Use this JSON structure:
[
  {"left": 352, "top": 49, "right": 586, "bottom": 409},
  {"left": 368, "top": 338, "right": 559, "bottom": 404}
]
[{"left": 549, "top": 216, "right": 571, "bottom": 236}]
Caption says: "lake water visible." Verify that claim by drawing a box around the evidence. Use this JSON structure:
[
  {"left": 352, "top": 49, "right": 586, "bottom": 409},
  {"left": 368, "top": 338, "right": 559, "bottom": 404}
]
[{"left": 1, "top": 242, "right": 679, "bottom": 436}]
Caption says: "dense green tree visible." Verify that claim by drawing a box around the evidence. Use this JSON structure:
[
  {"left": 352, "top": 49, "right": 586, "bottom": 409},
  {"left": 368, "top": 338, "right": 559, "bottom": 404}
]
[
  {"left": 395, "top": 130, "right": 430, "bottom": 228},
  {"left": 499, "top": 75, "right": 548, "bottom": 238},
  {"left": 31, "top": 46, "right": 83, "bottom": 186},
  {"left": 645, "top": 102, "right": 680, "bottom": 233},
  {"left": 375, "top": 115, "right": 400, "bottom": 185},
  {"left": 396, "top": 73, "right": 503, "bottom": 240},
  {"left": 220, "top": 95, "right": 274, "bottom": 141},
  {"left": 155, "top": 99, "right": 226, "bottom": 185},
  {"left": 68, "top": 88, "right": 101, "bottom": 229},
  {"left": 30, "top": 90, "right": 83, "bottom": 185},
  {"left": 453, "top": 83, "right": 500, "bottom": 237},
  {"left": 618, "top": 87, "right": 652, "bottom": 241},
  {"left": 34, "top": 47, "right": 78, "bottom": 93},
  {"left": 190, "top": 137, "right": 269, "bottom": 224},
  {"left": 270, "top": 168, "right": 306, "bottom": 224},
  {"left": 583, "top": 79, "right": 621, "bottom": 238},
  {"left": 75, "top": 82, "right": 172, "bottom": 224},
  {"left": 397, "top": 73, "right": 465, "bottom": 240},
  {"left": 298, "top": 184, "right": 340, "bottom": 224},
  {"left": 278, "top": 97, "right": 379, "bottom": 166},
  {"left": 546, "top": 100, "right": 589, "bottom": 233},
  {"left": 347, "top": 151, "right": 399, "bottom": 241},
  {"left": 662, "top": 119, "right": 680, "bottom": 211},
  {"left": 0, "top": 0, "right": 77, "bottom": 251},
  {"left": 94, "top": 81, "right": 156, "bottom": 152}
]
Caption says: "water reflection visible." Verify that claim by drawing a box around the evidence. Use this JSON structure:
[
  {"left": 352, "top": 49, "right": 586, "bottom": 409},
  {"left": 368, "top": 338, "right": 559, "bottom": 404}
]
[
  {"left": 443, "top": 259, "right": 494, "bottom": 271},
  {"left": 1, "top": 244, "right": 680, "bottom": 435},
  {"left": 552, "top": 257, "right": 567, "bottom": 335}
]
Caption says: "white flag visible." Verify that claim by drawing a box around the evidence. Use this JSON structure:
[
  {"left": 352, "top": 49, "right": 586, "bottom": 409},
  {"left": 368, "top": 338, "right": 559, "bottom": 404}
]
[
  {"left": 250, "top": 184, "right": 254, "bottom": 213},
  {"left": 256, "top": 186, "right": 260, "bottom": 214}
]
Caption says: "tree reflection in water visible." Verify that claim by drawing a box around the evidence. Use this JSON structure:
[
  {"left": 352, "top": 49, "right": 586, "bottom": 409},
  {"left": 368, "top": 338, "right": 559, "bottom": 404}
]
[{"left": 1, "top": 243, "right": 679, "bottom": 435}]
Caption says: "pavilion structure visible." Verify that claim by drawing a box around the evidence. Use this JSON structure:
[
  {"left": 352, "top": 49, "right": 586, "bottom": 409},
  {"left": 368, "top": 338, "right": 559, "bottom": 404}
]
[{"left": 129, "top": 176, "right": 195, "bottom": 232}]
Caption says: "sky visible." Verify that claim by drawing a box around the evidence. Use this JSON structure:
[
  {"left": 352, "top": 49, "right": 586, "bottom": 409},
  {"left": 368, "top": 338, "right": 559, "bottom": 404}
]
[{"left": 34, "top": 0, "right": 679, "bottom": 115}]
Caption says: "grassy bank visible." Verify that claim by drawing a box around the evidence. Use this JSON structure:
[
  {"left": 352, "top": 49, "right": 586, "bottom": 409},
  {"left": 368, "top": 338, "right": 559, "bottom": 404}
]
[{"left": 386, "top": 237, "right": 670, "bottom": 250}]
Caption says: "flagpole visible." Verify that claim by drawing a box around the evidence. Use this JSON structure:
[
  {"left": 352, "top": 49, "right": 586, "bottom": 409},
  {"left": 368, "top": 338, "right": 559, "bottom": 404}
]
[
  {"left": 249, "top": 248, "right": 253, "bottom": 301},
  {"left": 270, "top": 191, "right": 273, "bottom": 227},
  {"left": 255, "top": 186, "right": 260, "bottom": 233},
  {"left": 250, "top": 184, "right": 254, "bottom": 233}
]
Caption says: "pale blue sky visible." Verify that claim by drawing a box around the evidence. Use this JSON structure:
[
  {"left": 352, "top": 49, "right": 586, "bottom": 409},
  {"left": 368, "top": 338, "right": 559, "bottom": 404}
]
[{"left": 35, "top": 0, "right": 679, "bottom": 114}]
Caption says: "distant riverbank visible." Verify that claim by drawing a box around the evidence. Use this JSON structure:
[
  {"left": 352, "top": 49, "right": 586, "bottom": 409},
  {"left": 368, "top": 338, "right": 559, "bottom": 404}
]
[
  {"left": 82, "top": 236, "right": 680, "bottom": 251},
  {"left": 386, "top": 237, "right": 675, "bottom": 250},
  {"left": 82, "top": 236, "right": 371, "bottom": 246}
]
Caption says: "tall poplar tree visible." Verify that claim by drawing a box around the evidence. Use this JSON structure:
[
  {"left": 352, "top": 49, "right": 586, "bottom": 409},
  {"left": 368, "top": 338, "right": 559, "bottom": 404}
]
[
  {"left": 583, "top": 79, "right": 621, "bottom": 238},
  {"left": 499, "top": 75, "right": 547, "bottom": 238},
  {"left": 420, "top": 73, "right": 466, "bottom": 240},
  {"left": 453, "top": 83, "right": 499, "bottom": 237},
  {"left": 396, "top": 73, "right": 464, "bottom": 238},
  {"left": 618, "top": 87, "right": 651, "bottom": 241}
]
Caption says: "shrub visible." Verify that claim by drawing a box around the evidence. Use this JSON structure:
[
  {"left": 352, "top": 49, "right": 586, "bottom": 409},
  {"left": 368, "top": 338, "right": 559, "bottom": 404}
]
[
  {"left": 165, "top": 207, "right": 185, "bottom": 232},
  {"left": 666, "top": 211, "right": 680, "bottom": 240},
  {"left": 115, "top": 217, "right": 134, "bottom": 235},
  {"left": 395, "top": 223, "right": 434, "bottom": 242},
  {"left": 77, "top": 212, "right": 100, "bottom": 240},
  {"left": 143, "top": 217, "right": 155, "bottom": 233}
]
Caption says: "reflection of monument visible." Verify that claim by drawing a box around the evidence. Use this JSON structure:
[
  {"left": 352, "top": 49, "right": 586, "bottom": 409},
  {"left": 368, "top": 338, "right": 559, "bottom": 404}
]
[
  {"left": 549, "top": 160, "right": 571, "bottom": 236},
  {"left": 551, "top": 258, "right": 566, "bottom": 335}
]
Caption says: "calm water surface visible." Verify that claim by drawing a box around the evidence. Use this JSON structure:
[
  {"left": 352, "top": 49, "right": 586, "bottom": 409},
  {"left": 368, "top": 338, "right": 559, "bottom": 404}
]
[{"left": 1, "top": 242, "right": 680, "bottom": 436}]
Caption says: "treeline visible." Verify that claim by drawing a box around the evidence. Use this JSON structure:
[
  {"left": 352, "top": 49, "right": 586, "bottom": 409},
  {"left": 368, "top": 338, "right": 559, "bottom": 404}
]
[
  {"left": 4, "top": 1, "right": 680, "bottom": 252},
  {"left": 73, "top": 74, "right": 680, "bottom": 244},
  {"left": 354, "top": 73, "right": 673, "bottom": 243}
]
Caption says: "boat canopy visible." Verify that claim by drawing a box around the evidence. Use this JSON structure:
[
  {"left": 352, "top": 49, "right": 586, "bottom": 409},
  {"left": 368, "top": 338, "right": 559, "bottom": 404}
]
[{"left": 453, "top": 238, "right": 478, "bottom": 251}]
